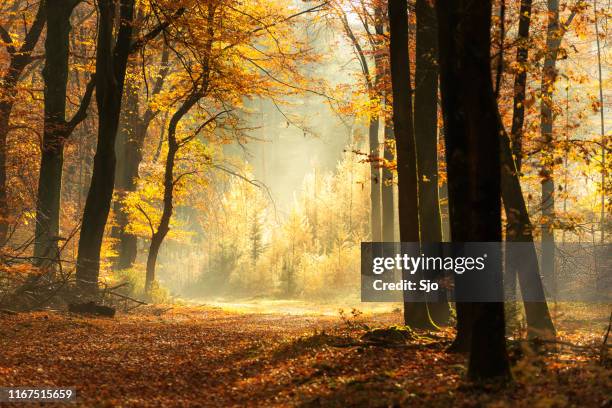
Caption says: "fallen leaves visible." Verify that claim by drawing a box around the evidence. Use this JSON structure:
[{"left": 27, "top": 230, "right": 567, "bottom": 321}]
[{"left": 0, "top": 306, "right": 610, "bottom": 407}]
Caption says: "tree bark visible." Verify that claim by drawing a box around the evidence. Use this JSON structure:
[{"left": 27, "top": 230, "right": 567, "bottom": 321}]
[
  {"left": 76, "top": 0, "right": 135, "bottom": 294},
  {"left": 414, "top": 0, "right": 449, "bottom": 326},
  {"left": 436, "top": 0, "right": 511, "bottom": 380},
  {"left": 112, "top": 43, "right": 169, "bottom": 270},
  {"left": 540, "top": 0, "right": 562, "bottom": 299},
  {"left": 509, "top": 0, "right": 532, "bottom": 171},
  {"left": 34, "top": 0, "right": 82, "bottom": 264},
  {"left": 381, "top": 123, "right": 395, "bottom": 242},
  {"left": 388, "top": 0, "right": 436, "bottom": 331},
  {"left": 501, "top": 0, "right": 555, "bottom": 337},
  {"left": 0, "top": 2, "right": 46, "bottom": 242},
  {"left": 112, "top": 84, "right": 141, "bottom": 270},
  {"left": 369, "top": 117, "right": 382, "bottom": 242},
  {"left": 500, "top": 129, "right": 556, "bottom": 337},
  {"left": 144, "top": 3, "right": 215, "bottom": 294}
]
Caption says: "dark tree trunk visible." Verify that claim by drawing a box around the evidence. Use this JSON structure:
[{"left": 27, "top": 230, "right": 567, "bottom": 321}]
[
  {"left": 540, "top": 0, "right": 565, "bottom": 296},
  {"left": 144, "top": 4, "right": 215, "bottom": 294},
  {"left": 113, "top": 45, "right": 169, "bottom": 270},
  {"left": 381, "top": 123, "right": 395, "bottom": 242},
  {"left": 76, "top": 0, "right": 135, "bottom": 294},
  {"left": 509, "top": 0, "right": 532, "bottom": 171},
  {"left": 0, "top": 2, "right": 46, "bottom": 242},
  {"left": 112, "top": 85, "right": 141, "bottom": 270},
  {"left": 388, "top": 0, "right": 436, "bottom": 331},
  {"left": 144, "top": 92, "right": 201, "bottom": 294},
  {"left": 501, "top": 0, "right": 554, "bottom": 338},
  {"left": 414, "top": 0, "right": 450, "bottom": 326},
  {"left": 500, "top": 131, "right": 556, "bottom": 337},
  {"left": 369, "top": 117, "right": 382, "bottom": 242},
  {"left": 436, "top": 0, "right": 511, "bottom": 380},
  {"left": 34, "top": 0, "right": 81, "bottom": 264},
  {"left": 504, "top": 0, "right": 532, "bottom": 330},
  {"left": 373, "top": 5, "right": 394, "bottom": 243}
]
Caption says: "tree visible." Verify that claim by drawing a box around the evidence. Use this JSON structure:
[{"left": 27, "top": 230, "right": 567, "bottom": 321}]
[
  {"left": 112, "top": 43, "right": 170, "bottom": 270},
  {"left": 75, "top": 0, "right": 136, "bottom": 293},
  {"left": 331, "top": 0, "right": 384, "bottom": 242},
  {"left": 414, "top": 0, "right": 450, "bottom": 326},
  {"left": 539, "top": 0, "right": 578, "bottom": 293},
  {"left": 499, "top": 0, "right": 555, "bottom": 338},
  {"left": 388, "top": 0, "right": 436, "bottom": 330},
  {"left": 141, "top": 0, "right": 322, "bottom": 293},
  {"left": 34, "top": 0, "right": 94, "bottom": 265},
  {"left": 436, "top": 0, "right": 511, "bottom": 380},
  {"left": 0, "top": 1, "right": 46, "bottom": 242}
]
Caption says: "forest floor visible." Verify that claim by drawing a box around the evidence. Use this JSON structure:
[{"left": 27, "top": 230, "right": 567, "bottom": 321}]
[{"left": 0, "top": 304, "right": 610, "bottom": 407}]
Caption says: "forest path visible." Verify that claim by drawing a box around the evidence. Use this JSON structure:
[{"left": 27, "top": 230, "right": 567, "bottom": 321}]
[{"left": 0, "top": 306, "right": 608, "bottom": 407}]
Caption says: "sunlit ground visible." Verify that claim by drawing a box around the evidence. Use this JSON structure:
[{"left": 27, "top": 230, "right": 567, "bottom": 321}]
[{"left": 186, "top": 297, "right": 401, "bottom": 316}]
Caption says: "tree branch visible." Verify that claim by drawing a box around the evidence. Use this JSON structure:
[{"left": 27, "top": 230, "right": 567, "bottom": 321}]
[
  {"left": 66, "top": 75, "right": 96, "bottom": 134},
  {"left": 129, "top": 7, "right": 186, "bottom": 54}
]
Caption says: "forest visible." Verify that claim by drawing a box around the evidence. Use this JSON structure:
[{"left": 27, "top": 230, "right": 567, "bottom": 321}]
[{"left": 0, "top": 0, "right": 610, "bottom": 406}]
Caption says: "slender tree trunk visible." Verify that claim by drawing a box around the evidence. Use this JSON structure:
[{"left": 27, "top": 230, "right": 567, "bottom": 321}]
[
  {"left": 388, "top": 0, "right": 436, "bottom": 331},
  {"left": 501, "top": 0, "right": 555, "bottom": 337},
  {"left": 144, "top": 3, "right": 215, "bottom": 294},
  {"left": 145, "top": 92, "right": 200, "bottom": 294},
  {"left": 369, "top": 117, "right": 382, "bottom": 242},
  {"left": 540, "top": 0, "right": 563, "bottom": 296},
  {"left": 594, "top": 0, "right": 606, "bottom": 243},
  {"left": 509, "top": 0, "right": 532, "bottom": 171},
  {"left": 381, "top": 123, "right": 395, "bottom": 241},
  {"left": 504, "top": 0, "right": 532, "bottom": 330},
  {"left": 436, "top": 0, "right": 511, "bottom": 380},
  {"left": 414, "top": 0, "right": 449, "bottom": 326},
  {"left": 501, "top": 130, "right": 556, "bottom": 337},
  {"left": 373, "top": 5, "right": 394, "bottom": 243},
  {"left": 76, "top": 0, "right": 135, "bottom": 294},
  {"left": 34, "top": 0, "right": 81, "bottom": 264},
  {"left": 0, "top": 2, "right": 46, "bottom": 242}
]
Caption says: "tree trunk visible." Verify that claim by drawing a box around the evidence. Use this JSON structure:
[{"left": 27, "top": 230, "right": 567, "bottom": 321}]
[
  {"left": 0, "top": 2, "right": 46, "bottom": 242},
  {"left": 594, "top": 0, "right": 606, "bottom": 243},
  {"left": 540, "top": 0, "right": 563, "bottom": 296},
  {"left": 436, "top": 0, "right": 511, "bottom": 380},
  {"left": 414, "top": 0, "right": 450, "bottom": 326},
  {"left": 113, "top": 44, "right": 168, "bottom": 270},
  {"left": 144, "top": 4, "right": 214, "bottom": 294},
  {"left": 76, "top": 0, "right": 135, "bottom": 294},
  {"left": 388, "top": 0, "right": 436, "bottom": 331},
  {"left": 144, "top": 92, "right": 200, "bottom": 294},
  {"left": 369, "top": 117, "right": 382, "bottom": 242},
  {"left": 381, "top": 123, "right": 395, "bottom": 242},
  {"left": 500, "top": 130, "right": 556, "bottom": 337},
  {"left": 112, "top": 85, "right": 141, "bottom": 270},
  {"left": 504, "top": 0, "right": 532, "bottom": 330},
  {"left": 501, "top": 0, "right": 555, "bottom": 337},
  {"left": 509, "top": 0, "right": 532, "bottom": 171},
  {"left": 34, "top": 0, "right": 80, "bottom": 264}
]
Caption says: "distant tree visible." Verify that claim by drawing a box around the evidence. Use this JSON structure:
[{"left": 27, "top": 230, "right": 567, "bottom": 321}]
[
  {"left": 330, "top": 0, "right": 385, "bottom": 242},
  {"left": 539, "top": 0, "right": 579, "bottom": 293}
]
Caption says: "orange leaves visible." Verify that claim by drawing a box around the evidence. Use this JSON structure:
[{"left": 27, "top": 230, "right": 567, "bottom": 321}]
[{"left": 0, "top": 306, "right": 609, "bottom": 407}]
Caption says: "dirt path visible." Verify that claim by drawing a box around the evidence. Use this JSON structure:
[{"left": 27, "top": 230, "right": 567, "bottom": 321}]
[{"left": 0, "top": 306, "right": 609, "bottom": 407}]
